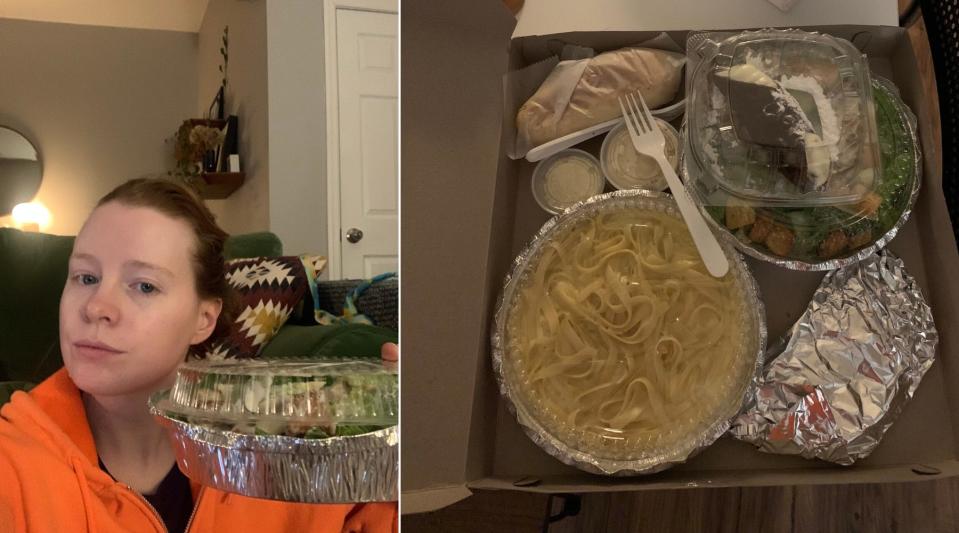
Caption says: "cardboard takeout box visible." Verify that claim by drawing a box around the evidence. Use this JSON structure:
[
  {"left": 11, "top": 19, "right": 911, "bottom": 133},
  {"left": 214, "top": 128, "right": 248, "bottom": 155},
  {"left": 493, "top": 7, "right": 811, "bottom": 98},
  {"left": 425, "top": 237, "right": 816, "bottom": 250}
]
[{"left": 401, "top": 0, "right": 954, "bottom": 514}]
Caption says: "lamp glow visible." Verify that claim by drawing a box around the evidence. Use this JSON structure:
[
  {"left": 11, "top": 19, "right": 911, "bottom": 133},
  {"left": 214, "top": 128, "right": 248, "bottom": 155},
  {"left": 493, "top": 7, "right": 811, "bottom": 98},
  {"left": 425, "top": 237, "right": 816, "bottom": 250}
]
[{"left": 12, "top": 202, "right": 51, "bottom": 232}]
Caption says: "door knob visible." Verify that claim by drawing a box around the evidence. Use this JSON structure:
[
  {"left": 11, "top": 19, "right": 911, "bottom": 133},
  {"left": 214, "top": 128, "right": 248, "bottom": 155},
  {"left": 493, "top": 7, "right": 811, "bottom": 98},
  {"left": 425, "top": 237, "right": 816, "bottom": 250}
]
[{"left": 346, "top": 228, "right": 364, "bottom": 243}]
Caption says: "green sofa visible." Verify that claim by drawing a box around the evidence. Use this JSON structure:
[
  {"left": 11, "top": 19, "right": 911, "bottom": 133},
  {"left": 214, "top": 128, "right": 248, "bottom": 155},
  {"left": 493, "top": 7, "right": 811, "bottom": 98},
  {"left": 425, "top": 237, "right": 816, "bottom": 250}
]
[{"left": 0, "top": 228, "right": 397, "bottom": 404}]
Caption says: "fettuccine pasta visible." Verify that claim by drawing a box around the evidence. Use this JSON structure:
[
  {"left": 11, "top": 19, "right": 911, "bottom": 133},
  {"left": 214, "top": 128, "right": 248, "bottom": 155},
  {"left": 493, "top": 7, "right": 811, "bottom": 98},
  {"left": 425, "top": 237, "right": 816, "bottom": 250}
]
[{"left": 505, "top": 209, "right": 752, "bottom": 459}]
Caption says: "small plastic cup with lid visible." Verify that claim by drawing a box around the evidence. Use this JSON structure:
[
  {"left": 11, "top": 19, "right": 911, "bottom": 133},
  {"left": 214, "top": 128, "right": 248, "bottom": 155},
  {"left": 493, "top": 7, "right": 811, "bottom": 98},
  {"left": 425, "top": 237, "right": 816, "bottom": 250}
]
[
  {"left": 600, "top": 118, "right": 680, "bottom": 192},
  {"left": 531, "top": 149, "right": 606, "bottom": 215}
]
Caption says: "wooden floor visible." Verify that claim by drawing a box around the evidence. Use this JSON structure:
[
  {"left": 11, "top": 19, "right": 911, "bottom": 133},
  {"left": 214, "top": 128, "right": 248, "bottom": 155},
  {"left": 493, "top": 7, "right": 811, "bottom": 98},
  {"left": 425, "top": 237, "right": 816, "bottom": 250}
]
[
  {"left": 405, "top": 3, "right": 948, "bottom": 533},
  {"left": 404, "top": 479, "right": 959, "bottom": 532}
]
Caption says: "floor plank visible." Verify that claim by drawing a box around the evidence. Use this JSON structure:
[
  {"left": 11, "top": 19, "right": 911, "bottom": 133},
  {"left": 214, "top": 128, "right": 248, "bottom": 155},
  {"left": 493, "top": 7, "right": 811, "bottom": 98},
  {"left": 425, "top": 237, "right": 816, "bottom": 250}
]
[
  {"left": 792, "top": 483, "right": 864, "bottom": 533},
  {"left": 738, "top": 486, "right": 793, "bottom": 533},
  {"left": 549, "top": 493, "right": 610, "bottom": 533}
]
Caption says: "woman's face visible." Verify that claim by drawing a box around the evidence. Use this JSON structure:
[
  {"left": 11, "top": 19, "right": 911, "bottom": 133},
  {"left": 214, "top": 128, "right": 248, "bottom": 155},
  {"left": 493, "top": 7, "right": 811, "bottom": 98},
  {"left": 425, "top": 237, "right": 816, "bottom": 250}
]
[{"left": 60, "top": 202, "right": 221, "bottom": 397}]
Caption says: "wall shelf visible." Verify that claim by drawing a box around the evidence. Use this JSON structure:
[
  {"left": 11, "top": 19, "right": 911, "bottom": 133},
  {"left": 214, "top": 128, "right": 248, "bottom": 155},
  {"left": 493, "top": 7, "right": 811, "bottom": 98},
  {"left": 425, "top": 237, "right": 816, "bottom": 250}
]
[{"left": 196, "top": 171, "right": 244, "bottom": 199}]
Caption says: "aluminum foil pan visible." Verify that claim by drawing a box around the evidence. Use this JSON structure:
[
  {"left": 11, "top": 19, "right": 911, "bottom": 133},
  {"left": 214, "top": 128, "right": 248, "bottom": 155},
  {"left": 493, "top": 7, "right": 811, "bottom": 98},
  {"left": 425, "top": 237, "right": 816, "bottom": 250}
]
[
  {"left": 150, "top": 394, "right": 398, "bottom": 503},
  {"left": 491, "top": 189, "right": 767, "bottom": 475},
  {"left": 729, "top": 250, "right": 938, "bottom": 464},
  {"left": 680, "top": 76, "right": 922, "bottom": 271}
]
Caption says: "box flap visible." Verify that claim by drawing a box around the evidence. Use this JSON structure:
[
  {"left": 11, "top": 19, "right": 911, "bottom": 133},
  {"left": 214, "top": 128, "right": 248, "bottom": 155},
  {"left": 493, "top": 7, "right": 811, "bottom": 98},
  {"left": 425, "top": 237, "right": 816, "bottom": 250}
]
[
  {"left": 467, "top": 459, "right": 959, "bottom": 492},
  {"left": 513, "top": 0, "right": 897, "bottom": 38},
  {"left": 400, "top": 0, "right": 516, "bottom": 495},
  {"left": 401, "top": 485, "right": 473, "bottom": 515}
]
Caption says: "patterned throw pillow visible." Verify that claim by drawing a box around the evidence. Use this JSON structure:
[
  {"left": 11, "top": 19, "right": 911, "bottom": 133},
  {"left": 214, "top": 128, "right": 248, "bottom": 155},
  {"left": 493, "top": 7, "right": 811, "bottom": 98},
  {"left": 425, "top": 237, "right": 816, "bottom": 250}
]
[{"left": 203, "top": 255, "right": 328, "bottom": 359}]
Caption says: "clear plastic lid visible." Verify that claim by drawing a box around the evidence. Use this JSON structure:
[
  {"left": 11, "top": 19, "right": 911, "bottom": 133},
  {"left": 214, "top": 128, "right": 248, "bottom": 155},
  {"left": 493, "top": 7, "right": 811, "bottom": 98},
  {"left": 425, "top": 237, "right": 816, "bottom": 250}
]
[
  {"left": 686, "top": 29, "right": 881, "bottom": 207},
  {"left": 600, "top": 118, "right": 679, "bottom": 192},
  {"left": 682, "top": 77, "right": 918, "bottom": 264},
  {"left": 531, "top": 149, "right": 607, "bottom": 214},
  {"left": 158, "top": 359, "right": 398, "bottom": 436}
]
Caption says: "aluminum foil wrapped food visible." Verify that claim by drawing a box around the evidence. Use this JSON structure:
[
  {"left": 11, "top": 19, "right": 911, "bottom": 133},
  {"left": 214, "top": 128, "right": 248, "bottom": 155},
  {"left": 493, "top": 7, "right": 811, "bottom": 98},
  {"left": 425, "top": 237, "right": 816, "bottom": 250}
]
[
  {"left": 729, "top": 251, "right": 938, "bottom": 464},
  {"left": 150, "top": 358, "right": 398, "bottom": 502}
]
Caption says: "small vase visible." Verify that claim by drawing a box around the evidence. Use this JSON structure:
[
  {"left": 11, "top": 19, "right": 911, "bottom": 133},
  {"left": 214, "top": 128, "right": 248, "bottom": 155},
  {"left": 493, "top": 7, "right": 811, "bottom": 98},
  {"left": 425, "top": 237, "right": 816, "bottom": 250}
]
[{"left": 203, "top": 150, "right": 218, "bottom": 172}]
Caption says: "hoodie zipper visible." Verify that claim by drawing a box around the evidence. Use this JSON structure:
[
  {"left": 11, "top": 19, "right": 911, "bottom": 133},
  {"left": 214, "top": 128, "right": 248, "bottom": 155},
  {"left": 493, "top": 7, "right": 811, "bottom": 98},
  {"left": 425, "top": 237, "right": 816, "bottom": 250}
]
[
  {"left": 183, "top": 487, "right": 204, "bottom": 533},
  {"left": 120, "top": 482, "right": 203, "bottom": 533},
  {"left": 121, "top": 483, "right": 168, "bottom": 533}
]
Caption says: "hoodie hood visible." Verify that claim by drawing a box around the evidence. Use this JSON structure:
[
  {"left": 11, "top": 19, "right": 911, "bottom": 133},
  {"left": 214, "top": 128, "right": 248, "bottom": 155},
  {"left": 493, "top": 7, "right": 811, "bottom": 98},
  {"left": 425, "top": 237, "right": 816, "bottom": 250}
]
[
  {"left": 0, "top": 368, "right": 396, "bottom": 533},
  {"left": 0, "top": 368, "right": 194, "bottom": 533}
]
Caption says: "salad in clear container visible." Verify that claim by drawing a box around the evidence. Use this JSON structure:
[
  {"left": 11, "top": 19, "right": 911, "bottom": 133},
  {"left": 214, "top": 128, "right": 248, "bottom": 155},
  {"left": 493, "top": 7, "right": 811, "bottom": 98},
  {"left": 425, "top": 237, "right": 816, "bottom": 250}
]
[
  {"left": 154, "top": 359, "right": 398, "bottom": 439},
  {"left": 683, "top": 30, "right": 919, "bottom": 267}
]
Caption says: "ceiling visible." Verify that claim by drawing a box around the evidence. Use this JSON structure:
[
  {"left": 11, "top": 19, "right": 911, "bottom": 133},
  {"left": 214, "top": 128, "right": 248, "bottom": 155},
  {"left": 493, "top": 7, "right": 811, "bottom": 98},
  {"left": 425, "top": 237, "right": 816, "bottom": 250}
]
[{"left": 0, "top": 0, "right": 210, "bottom": 32}]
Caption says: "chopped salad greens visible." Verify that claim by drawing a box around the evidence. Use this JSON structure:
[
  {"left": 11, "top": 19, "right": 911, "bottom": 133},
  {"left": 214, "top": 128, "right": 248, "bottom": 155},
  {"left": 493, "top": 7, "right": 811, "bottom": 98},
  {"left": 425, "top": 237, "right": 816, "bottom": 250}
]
[
  {"left": 705, "top": 80, "right": 916, "bottom": 263},
  {"left": 165, "top": 360, "right": 398, "bottom": 439}
]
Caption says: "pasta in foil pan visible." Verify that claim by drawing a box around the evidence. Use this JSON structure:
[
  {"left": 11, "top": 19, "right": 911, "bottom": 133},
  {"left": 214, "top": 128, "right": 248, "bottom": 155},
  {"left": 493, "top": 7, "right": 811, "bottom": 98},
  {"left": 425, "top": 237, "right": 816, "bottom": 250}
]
[
  {"left": 729, "top": 251, "right": 938, "bottom": 464},
  {"left": 492, "top": 190, "right": 766, "bottom": 475}
]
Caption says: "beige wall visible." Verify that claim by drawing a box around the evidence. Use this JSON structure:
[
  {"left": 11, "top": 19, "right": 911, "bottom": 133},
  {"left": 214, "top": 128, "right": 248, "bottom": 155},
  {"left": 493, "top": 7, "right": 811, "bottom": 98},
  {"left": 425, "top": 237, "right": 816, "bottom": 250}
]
[
  {"left": 198, "top": 0, "right": 329, "bottom": 255},
  {"left": 265, "top": 0, "right": 327, "bottom": 257},
  {"left": 0, "top": 3, "right": 324, "bottom": 245},
  {"left": 197, "top": 0, "right": 270, "bottom": 236},
  {"left": 0, "top": 19, "right": 197, "bottom": 235}
]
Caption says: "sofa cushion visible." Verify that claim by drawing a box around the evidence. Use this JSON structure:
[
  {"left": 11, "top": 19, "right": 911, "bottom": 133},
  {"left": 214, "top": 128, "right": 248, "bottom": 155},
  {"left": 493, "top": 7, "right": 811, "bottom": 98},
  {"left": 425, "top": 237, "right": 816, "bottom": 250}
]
[
  {"left": 224, "top": 232, "right": 283, "bottom": 260},
  {"left": 204, "top": 255, "right": 327, "bottom": 359},
  {"left": 258, "top": 323, "right": 397, "bottom": 360},
  {"left": 0, "top": 229, "right": 74, "bottom": 383},
  {"left": 0, "top": 381, "right": 35, "bottom": 406},
  {"left": 288, "top": 277, "right": 399, "bottom": 332}
]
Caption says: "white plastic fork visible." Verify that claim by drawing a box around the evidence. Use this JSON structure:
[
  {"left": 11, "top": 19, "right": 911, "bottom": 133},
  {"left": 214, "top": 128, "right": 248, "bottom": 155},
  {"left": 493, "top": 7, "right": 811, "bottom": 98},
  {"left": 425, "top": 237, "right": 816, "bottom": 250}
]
[{"left": 618, "top": 92, "right": 730, "bottom": 278}]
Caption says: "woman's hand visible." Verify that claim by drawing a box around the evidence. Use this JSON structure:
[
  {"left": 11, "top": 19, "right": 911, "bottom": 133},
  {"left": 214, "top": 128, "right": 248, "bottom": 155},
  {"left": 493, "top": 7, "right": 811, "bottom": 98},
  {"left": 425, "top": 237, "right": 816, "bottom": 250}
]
[{"left": 381, "top": 342, "right": 398, "bottom": 370}]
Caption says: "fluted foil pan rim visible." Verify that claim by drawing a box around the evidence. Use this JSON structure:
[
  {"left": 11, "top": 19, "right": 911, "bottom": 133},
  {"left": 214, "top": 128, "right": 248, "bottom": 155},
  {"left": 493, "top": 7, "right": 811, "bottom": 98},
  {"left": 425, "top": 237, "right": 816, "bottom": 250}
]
[
  {"left": 150, "top": 394, "right": 398, "bottom": 503},
  {"left": 491, "top": 189, "right": 767, "bottom": 475}
]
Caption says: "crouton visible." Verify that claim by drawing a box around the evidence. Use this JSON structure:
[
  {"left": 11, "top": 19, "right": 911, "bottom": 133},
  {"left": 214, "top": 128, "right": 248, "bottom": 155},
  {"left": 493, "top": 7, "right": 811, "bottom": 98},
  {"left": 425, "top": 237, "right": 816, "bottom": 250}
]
[
  {"left": 818, "top": 230, "right": 849, "bottom": 259},
  {"left": 855, "top": 192, "right": 882, "bottom": 218},
  {"left": 725, "top": 200, "right": 756, "bottom": 230},
  {"left": 749, "top": 215, "right": 774, "bottom": 243},
  {"left": 765, "top": 224, "right": 796, "bottom": 257},
  {"left": 848, "top": 228, "right": 873, "bottom": 249}
]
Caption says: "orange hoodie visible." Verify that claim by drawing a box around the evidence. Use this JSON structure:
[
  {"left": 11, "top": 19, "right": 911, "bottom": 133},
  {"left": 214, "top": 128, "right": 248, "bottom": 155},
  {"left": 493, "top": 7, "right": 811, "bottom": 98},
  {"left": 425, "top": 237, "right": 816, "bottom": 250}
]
[{"left": 0, "top": 369, "right": 397, "bottom": 533}]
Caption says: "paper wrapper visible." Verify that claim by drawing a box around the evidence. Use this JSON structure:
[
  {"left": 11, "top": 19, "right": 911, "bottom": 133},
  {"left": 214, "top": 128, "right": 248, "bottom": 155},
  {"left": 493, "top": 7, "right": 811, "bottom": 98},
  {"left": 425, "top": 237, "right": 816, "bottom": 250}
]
[
  {"left": 729, "top": 251, "right": 938, "bottom": 464},
  {"left": 505, "top": 33, "right": 686, "bottom": 160},
  {"left": 491, "top": 189, "right": 767, "bottom": 475},
  {"left": 151, "top": 404, "right": 398, "bottom": 503}
]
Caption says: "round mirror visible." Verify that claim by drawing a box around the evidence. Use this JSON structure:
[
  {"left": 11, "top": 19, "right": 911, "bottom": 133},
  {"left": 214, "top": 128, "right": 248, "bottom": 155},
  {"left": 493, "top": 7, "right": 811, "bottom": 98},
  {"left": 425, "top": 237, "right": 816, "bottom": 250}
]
[{"left": 0, "top": 126, "right": 42, "bottom": 217}]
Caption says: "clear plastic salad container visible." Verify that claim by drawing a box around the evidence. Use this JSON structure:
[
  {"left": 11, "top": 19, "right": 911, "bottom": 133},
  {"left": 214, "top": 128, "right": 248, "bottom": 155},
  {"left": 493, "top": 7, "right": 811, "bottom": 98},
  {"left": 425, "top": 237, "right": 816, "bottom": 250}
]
[
  {"left": 685, "top": 75, "right": 920, "bottom": 267},
  {"left": 686, "top": 29, "right": 882, "bottom": 208},
  {"left": 680, "top": 30, "right": 918, "bottom": 265},
  {"left": 156, "top": 359, "right": 398, "bottom": 438}
]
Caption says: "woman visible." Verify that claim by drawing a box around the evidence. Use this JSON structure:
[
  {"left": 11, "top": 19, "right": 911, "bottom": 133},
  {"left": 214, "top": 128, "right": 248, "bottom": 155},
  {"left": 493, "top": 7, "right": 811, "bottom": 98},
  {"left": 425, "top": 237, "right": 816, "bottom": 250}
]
[{"left": 0, "top": 179, "right": 397, "bottom": 532}]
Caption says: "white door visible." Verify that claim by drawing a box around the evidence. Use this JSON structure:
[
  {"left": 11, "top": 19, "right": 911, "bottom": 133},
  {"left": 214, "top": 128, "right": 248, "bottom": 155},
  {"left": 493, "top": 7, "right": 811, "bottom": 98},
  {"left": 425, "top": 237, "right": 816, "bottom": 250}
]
[{"left": 335, "top": 8, "right": 398, "bottom": 279}]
